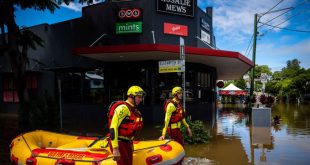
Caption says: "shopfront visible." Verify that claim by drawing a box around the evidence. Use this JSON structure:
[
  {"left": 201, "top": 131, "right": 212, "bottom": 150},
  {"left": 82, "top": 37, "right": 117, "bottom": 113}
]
[{"left": 0, "top": 0, "right": 252, "bottom": 125}]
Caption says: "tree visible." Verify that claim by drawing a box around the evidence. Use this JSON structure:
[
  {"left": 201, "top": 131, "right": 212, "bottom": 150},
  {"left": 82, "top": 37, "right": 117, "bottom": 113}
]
[
  {"left": 265, "top": 81, "right": 279, "bottom": 96},
  {"left": 282, "top": 59, "right": 302, "bottom": 78},
  {"left": 254, "top": 65, "right": 272, "bottom": 79},
  {"left": 0, "top": 0, "right": 101, "bottom": 131},
  {"left": 290, "top": 68, "right": 310, "bottom": 100}
]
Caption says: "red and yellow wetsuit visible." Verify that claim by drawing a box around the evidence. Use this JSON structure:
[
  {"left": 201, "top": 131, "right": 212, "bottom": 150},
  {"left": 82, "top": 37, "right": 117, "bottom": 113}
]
[
  {"left": 109, "top": 100, "right": 142, "bottom": 165},
  {"left": 162, "top": 98, "right": 189, "bottom": 146}
]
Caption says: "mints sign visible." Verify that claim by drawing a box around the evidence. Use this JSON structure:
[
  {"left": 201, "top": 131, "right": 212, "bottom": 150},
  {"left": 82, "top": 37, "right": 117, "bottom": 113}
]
[
  {"left": 116, "top": 22, "right": 142, "bottom": 34},
  {"left": 157, "top": 0, "right": 195, "bottom": 17}
]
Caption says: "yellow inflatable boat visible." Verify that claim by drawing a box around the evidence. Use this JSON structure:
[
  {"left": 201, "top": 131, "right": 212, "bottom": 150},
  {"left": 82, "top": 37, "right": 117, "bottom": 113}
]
[{"left": 10, "top": 130, "right": 185, "bottom": 165}]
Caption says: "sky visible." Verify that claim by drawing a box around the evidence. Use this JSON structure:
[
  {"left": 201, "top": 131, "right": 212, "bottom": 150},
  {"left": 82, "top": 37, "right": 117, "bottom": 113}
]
[{"left": 14, "top": 0, "right": 310, "bottom": 72}]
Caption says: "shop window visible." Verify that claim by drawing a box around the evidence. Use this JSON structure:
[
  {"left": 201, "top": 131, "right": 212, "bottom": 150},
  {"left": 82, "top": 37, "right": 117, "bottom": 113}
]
[
  {"left": 2, "top": 78, "right": 18, "bottom": 103},
  {"left": 26, "top": 76, "right": 38, "bottom": 89},
  {"left": 61, "top": 72, "right": 83, "bottom": 103},
  {"left": 197, "top": 72, "right": 201, "bottom": 86},
  {"left": 85, "top": 72, "right": 105, "bottom": 103},
  {"left": 2, "top": 76, "right": 38, "bottom": 103}
]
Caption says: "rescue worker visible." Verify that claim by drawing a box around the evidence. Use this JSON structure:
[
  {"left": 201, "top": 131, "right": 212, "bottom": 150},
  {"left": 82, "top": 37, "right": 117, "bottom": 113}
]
[
  {"left": 108, "top": 86, "right": 145, "bottom": 165},
  {"left": 159, "top": 86, "right": 192, "bottom": 146}
]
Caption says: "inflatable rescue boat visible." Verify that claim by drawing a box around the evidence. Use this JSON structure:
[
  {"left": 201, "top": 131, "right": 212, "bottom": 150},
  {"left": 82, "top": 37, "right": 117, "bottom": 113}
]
[{"left": 10, "top": 130, "right": 184, "bottom": 165}]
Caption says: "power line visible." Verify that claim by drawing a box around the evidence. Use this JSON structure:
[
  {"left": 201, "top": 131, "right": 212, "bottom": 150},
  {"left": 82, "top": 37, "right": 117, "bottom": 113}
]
[
  {"left": 258, "top": 0, "right": 310, "bottom": 29},
  {"left": 261, "top": 8, "right": 308, "bottom": 35},
  {"left": 246, "top": 45, "right": 253, "bottom": 58},
  {"left": 259, "top": 22, "right": 310, "bottom": 33},
  {"left": 244, "top": 35, "right": 253, "bottom": 56},
  {"left": 258, "top": 0, "right": 284, "bottom": 17},
  {"left": 258, "top": 7, "right": 293, "bottom": 28}
]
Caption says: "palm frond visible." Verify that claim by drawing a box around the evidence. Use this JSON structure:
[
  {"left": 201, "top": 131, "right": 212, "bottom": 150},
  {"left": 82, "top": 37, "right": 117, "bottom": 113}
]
[{"left": 19, "top": 29, "right": 44, "bottom": 50}]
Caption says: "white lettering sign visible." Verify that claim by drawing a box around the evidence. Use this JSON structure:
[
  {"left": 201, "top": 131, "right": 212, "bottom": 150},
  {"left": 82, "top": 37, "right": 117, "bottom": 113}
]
[{"left": 201, "top": 30, "right": 210, "bottom": 44}]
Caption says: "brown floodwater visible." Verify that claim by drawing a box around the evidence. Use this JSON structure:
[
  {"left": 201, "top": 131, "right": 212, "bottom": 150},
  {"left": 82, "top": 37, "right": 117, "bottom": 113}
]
[
  {"left": 1, "top": 103, "right": 310, "bottom": 165},
  {"left": 182, "top": 103, "right": 310, "bottom": 165}
]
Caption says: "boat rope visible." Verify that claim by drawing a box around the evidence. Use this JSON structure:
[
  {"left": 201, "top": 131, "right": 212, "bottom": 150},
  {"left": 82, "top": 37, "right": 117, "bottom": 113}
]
[
  {"left": 19, "top": 135, "right": 174, "bottom": 163},
  {"left": 21, "top": 134, "right": 35, "bottom": 157},
  {"left": 87, "top": 137, "right": 106, "bottom": 148},
  {"left": 133, "top": 139, "right": 172, "bottom": 152},
  {"left": 34, "top": 154, "right": 114, "bottom": 163},
  {"left": 34, "top": 140, "right": 173, "bottom": 163}
]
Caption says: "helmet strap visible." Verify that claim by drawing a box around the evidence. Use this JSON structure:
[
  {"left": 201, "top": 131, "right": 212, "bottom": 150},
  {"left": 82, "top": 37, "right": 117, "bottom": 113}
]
[{"left": 129, "top": 95, "right": 137, "bottom": 107}]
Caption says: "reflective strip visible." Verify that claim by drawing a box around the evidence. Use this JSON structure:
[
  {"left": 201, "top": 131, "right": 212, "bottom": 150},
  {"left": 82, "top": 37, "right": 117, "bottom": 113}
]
[
  {"left": 154, "top": 151, "right": 185, "bottom": 165},
  {"left": 119, "top": 136, "right": 134, "bottom": 140},
  {"left": 170, "top": 122, "right": 181, "bottom": 129}
]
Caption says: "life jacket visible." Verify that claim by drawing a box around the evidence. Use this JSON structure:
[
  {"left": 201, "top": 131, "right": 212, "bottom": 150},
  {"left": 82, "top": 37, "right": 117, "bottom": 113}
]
[
  {"left": 163, "top": 99, "right": 185, "bottom": 123},
  {"left": 107, "top": 101, "right": 143, "bottom": 138}
]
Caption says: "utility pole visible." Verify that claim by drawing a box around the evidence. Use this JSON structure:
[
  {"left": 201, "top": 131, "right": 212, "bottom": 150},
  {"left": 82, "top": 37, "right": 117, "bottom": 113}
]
[
  {"left": 180, "top": 37, "right": 186, "bottom": 109},
  {"left": 250, "top": 14, "right": 258, "bottom": 100}
]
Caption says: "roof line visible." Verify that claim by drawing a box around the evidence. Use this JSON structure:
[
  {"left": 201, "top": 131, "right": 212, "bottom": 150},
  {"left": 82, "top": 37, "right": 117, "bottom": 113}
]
[{"left": 73, "top": 44, "right": 253, "bottom": 66}]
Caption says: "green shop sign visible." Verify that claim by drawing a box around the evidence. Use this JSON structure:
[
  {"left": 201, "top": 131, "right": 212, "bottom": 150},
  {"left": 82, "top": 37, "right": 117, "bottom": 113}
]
[{"left": 116, "top": 22, "right": 143, "bottom": 34}]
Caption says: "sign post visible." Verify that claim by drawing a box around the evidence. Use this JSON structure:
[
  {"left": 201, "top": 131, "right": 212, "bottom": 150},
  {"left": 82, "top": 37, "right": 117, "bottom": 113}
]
[
  {"left": 58, "top": 79, "right": 63, "bottom": 130},
  {"left": 260, "top": 73, "right": 268, "bottom": 94},
  {"left": 180, "top": 37, "right": 186, "bottom": 109}
]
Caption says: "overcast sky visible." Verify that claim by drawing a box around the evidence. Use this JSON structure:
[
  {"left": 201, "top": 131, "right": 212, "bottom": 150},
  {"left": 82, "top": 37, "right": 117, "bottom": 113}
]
[{"left": 14, "top": 0, "right": 310, "bottom": 72}]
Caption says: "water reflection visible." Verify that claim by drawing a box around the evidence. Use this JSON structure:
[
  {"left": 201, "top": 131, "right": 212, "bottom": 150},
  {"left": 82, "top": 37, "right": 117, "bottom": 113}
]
[
  {"left": 1, "top": 103, "right": 310, "bottom": 165},
  {"left": 185, "top": 103, "right": 310, "bottom": 165}
]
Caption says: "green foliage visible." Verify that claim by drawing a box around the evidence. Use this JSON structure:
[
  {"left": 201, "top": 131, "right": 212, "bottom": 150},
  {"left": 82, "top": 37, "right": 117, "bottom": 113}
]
[
  {"left": 14, "top": 0, "right": 102, "bottom": 12},
  {"left": 263, "top": 59, "right": 310, "bottom": 102},
  {"left": 281, "top": 59, "right": 302, "bottom": 78},
  {"left": 223, "top": 78, "right": 246, "bottom": 90},
  {"left": 180, "top": 120, "right": 211, "bottom": 144},
  {"left": 254, "top": 65, "right": 272, "bottom": 78},
  {"left": 265, "top": 81, "right": 279, "bottom": 96}
]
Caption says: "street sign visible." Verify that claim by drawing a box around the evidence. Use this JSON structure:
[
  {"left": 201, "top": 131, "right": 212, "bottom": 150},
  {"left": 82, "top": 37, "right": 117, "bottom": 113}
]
[
  {"left": 159, "top": 60, "right": 185, "bottom": 73},
  {"left": 260, "top": 73, "right": 268, "bottom": 82},
  {"left": 261, "top": 79, "right": 267, "bottom": 83}
]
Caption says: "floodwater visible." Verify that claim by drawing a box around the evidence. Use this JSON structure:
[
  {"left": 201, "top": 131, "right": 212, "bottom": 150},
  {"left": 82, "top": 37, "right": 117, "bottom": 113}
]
[
  {"left": 1, "top": 103, "right": 310, "bottom": 165},
  {"left": 182, "top": 103, "right": 310, "bottom": 165}
]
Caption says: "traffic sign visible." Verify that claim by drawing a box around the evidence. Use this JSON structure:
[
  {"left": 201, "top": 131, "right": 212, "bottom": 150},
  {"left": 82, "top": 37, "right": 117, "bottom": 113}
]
[{"left": 159, "top": 60, "right": 185, "bottom": 73}]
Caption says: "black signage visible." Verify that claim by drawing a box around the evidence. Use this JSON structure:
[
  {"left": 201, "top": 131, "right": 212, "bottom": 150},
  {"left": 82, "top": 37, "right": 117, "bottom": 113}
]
[
  {"left": 201, "top": 18, "right": 210, "bottom": 31},
  {"left": 118, "top": 8, "right": 142, "bottom": 19},
  {"left": 157, "top": 0, "right": 195, "bottom": 17}
]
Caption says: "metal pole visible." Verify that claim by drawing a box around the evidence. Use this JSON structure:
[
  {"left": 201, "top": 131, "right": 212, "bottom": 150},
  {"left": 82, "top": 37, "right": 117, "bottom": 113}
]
[
  {"left": 180, "top": 37, "right": 186, "bottom": 109},
  {"left": 58, "top": 79, "right": 63, "bottom": 130},
  {"left": 250, "top": 14, "right": 258, "bottom": 100},
  {"left": 151, "top": 31, "right": 156, "bottom": 44},
  {"left": 89, "top": 33, "right": 107, "bottom": 47}
]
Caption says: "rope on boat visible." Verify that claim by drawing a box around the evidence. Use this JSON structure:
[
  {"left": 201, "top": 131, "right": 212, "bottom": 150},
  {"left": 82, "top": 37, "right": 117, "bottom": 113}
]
[
  {"left": 19, "top": 134, "right": 174, "bottom": 164},
  {"left": 21, "top": 134, "right": 35, "bottom": 157}
]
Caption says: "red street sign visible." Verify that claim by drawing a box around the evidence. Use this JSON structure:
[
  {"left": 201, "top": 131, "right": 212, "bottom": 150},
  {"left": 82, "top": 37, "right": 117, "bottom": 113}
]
[
  {"left": 118, "top": 8, "right": 141, "bottom": 19},
  {"left": 164, "top": 22, "right": 188, "bottom": 37}
]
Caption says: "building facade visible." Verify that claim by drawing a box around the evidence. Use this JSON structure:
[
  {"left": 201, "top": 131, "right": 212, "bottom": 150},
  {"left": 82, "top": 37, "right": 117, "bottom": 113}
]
[{"left": 0, "top": 0, "right": 252, "bottom": 128}]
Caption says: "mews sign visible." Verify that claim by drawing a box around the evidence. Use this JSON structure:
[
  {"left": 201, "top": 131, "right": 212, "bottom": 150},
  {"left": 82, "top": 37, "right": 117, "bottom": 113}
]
[{"left": 157, "top": 0, "right": 195, "bottom": 17}]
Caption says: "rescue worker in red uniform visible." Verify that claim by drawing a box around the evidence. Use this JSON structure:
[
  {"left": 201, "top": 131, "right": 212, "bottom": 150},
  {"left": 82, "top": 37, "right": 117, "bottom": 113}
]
[
  {"left": 108, "top": 86, "right": 145, "bottom": 165},
  {"left": 159, "top": 86, "right": 192, "bottom": 146}
]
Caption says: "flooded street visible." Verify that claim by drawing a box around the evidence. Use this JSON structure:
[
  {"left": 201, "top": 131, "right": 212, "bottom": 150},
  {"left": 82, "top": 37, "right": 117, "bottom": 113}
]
[
  {"left": 1, "top": 103, "right": 310, "bottom": 164},
  {"left": 184, "top": 103, "right": 310, "bottom": 165}
]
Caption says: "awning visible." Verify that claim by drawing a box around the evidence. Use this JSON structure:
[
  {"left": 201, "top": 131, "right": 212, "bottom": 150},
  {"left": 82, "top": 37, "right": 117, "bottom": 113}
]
[
  {"left": 73, "top": 44, "right": 253, "bottom": 80},
  {"left": 221, "top": 83, "right": 243, "bottom": 91},
  {"left": 219, "top": 83, "right": 247, "bottom": 95}
]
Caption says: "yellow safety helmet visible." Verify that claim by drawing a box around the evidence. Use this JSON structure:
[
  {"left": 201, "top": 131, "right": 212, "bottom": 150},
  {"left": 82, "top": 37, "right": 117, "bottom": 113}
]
[
  {"left": 172, "top": 86, "right": 182, "bottom": 96},
  {"left": 127, "top": 86, "right": 145, "bottom": 96}
]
